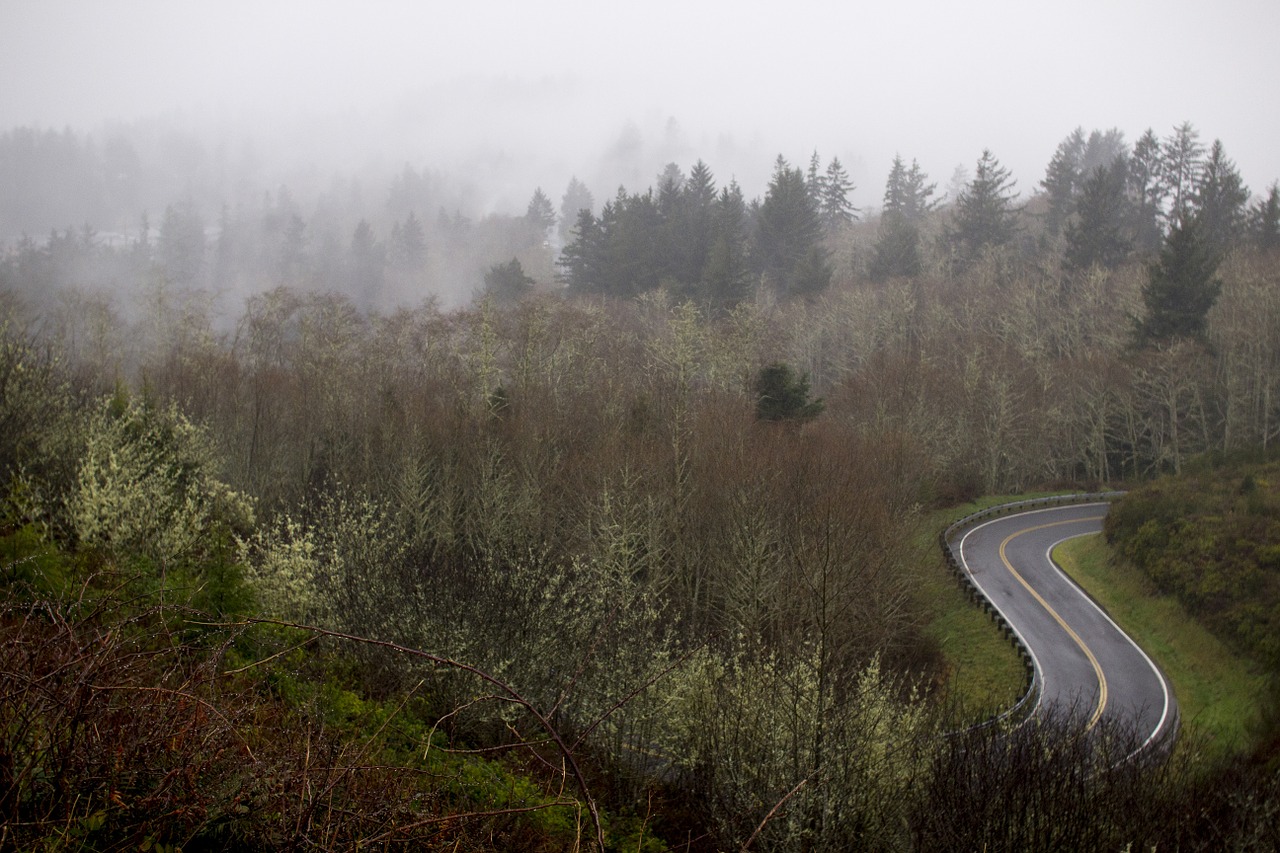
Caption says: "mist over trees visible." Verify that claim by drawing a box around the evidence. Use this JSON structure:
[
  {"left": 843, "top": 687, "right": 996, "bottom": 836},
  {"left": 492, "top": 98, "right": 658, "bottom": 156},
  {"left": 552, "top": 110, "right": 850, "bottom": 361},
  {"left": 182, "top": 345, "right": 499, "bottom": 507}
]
[{"left": 4, "top": 113, "right": 1280, "bottom": 849}]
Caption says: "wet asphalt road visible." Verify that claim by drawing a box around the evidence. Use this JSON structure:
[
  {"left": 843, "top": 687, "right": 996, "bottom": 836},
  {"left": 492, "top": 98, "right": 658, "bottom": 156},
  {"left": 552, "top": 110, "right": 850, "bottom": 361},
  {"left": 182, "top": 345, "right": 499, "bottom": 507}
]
[{"left": 957, "top": 502, "right": 1176, "bottom": 754}]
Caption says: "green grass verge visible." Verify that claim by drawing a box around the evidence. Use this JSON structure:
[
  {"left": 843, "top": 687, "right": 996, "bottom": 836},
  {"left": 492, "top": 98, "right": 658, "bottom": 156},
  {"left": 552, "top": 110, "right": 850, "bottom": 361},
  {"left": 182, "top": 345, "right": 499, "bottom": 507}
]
[{"left": 1053, "top": 533, "right": 1267, "bottom": 763}]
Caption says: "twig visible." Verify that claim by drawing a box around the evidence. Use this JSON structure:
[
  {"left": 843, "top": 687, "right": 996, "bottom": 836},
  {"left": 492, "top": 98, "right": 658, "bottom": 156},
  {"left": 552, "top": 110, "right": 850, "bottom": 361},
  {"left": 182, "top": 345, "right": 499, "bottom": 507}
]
[{"left": 740, "top": 777, "right": 809, "bottom": 852}]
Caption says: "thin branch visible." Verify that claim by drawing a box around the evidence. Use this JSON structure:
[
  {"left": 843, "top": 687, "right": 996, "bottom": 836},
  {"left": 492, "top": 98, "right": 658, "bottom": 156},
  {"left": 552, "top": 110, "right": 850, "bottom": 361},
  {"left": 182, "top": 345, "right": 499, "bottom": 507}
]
[{"left": 740, "top": 776, "right": 810, "bottom": 853}]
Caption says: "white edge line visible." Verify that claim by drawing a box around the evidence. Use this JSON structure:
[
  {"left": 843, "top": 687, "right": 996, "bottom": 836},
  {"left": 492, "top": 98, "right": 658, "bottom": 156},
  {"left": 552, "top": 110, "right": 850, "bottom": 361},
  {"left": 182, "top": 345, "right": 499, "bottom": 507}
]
[{"left": 1042, "top": 531, "right": 1174, "bottom": 762}]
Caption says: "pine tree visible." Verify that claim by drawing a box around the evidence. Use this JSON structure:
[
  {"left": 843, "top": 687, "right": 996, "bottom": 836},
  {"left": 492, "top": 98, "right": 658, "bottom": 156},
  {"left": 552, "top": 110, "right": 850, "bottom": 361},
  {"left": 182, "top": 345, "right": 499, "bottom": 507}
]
[
  {"left": 901, "top": 159, "right": 938, "bottom": 222},
  {"left": 871, "top": 156, "right": 935, "bottom": 281},
  {"left": 1193, "top": 139, "right": 1249, "bottom": 254},
  {"left": 1064, "top": 158, "right": 1132, "bottom": 273},
  {"left": 1041, "top": 128, "right": 1085, "bottom": 237},
  {"left": 526, "top": 187, "right": 557, "bottom": 239},
  {"left": 558, "top": 177, "right": 594, "bottom": 245},
  {"left": 757, "top": 156, "right": 826, "bottom": 297},
  {"left": 350, "top": 219, "right": 385, "bottom": 300},
  {"left": 158, "top": 199, "right": 205, "bottom": 285},
  {"left": 556, "top": 208, "right": 602, "bottom": 293},
  {"left": 946, "top": 149, "right": 1020, "bottom": 268},
  {"left": 701, "top": 180, "right": 752, "bottom": 311},
  {"left": 388, "top": 211, "right": 426, "bottom": 271},
  {"left": 483, "top": 258, "right": 535, "bottom": 303},
  {"left": 754, "top": 362, "right": 823, "bottom": 421},
  {"left": 679, "top": 159, "right": 718, "bottom": 288},
  {"left": 1079, "top": 128, "right": 1127, "bottom": 178},
  {"left": 820, "top": 157, "right": 859, "bottom": 230},
  {"left": 806, "top": 150, "right": 825, "bottom": 209},
  {"left": 1161, "top": 121, "right": 1204, "bottom": 226},
  {"left": 1134, "top": 212, "right": 1222, "bottom": 346},
  {"left": 1128, "top": 128, "right": 1166, "bottom": 254},
  {"left": 1250, "top": 182, "right": 1280, "bottom": 252}
]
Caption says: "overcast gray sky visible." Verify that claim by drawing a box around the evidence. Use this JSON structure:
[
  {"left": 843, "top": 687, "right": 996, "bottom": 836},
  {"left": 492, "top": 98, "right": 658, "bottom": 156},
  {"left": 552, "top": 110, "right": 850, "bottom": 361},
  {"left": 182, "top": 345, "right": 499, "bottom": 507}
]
[{"left": 2, "top": 0, "right": 1278, "bottom": 210}]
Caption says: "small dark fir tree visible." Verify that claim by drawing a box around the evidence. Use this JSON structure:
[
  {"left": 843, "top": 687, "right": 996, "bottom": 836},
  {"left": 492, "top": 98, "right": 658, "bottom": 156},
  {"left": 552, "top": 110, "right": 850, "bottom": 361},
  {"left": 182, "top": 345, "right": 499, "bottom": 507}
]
[
  {"left": 1134, "top": 213, "right": 1222, "bottom": 347},
  {"left": 483, "top": 257, "right": 535, "bottom": 303},
  {"left": 754, "top": 362, "right": 824, "bottom": 422}
]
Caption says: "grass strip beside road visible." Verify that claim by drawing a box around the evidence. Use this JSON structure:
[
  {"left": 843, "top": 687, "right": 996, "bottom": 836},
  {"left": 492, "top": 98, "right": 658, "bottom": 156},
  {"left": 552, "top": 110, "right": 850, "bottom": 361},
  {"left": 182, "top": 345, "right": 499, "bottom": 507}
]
[
  {"left": 1053, "top": 533, "right": 1267, "bottom": 763},
  {"left": 916, "top": 498, "right": 1051, "bottom": 720}
]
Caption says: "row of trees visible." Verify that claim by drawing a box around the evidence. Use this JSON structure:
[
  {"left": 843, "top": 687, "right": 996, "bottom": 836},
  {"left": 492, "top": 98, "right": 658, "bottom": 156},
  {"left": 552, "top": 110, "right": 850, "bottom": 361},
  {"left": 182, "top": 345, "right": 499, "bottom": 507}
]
[
  {"left": 556, "top": 154, "right": 856, "bottom": 308},
  {"left": 554, "top": 123, "right": 1277, "bottom": 313}
]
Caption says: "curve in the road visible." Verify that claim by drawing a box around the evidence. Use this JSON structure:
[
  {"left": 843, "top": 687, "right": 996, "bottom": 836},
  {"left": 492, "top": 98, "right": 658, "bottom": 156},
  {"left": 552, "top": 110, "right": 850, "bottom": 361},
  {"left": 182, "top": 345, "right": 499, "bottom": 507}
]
[{"left": 951, "top": 500, "right": 1177, "bottom": 761}]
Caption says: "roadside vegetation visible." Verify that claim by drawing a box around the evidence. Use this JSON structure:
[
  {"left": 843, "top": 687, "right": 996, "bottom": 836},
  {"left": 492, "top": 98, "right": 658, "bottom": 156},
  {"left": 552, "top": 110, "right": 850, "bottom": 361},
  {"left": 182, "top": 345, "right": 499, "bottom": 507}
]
[{"left": 1055, "top": 533, "right": 1267, "bottom": 763}]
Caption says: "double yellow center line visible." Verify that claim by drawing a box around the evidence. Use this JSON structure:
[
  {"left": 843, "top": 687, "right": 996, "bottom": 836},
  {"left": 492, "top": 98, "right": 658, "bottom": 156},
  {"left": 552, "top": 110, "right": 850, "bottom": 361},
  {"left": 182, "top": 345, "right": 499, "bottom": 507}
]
[{"left": 998, "top": 517, "right": 1108, "bottom": 730}]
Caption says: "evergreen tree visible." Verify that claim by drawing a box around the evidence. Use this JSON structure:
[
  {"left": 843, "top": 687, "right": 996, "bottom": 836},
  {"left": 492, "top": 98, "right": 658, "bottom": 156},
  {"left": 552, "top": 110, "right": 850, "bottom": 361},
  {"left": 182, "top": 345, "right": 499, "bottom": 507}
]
[
  {"left": 1041, "top": 128, "right": 1085, "bottom": 237},
  {"left": 1064, "top": 158, "right": 1132, "bottom": 273},
  {"left": 388, "top": 211, "right": 427, "bottom": 271},
  {"left": 820, "top": 157, "right": 859, "bottom": 230},
  {"left": 1134, "top": 212, "right": 1222, "bottom": 346},
  {"left": 1250, "top": 182, "right": 1280, "bottom": 252},
  {"left": 212, "top": 204, "right": 236, "bottom": 288},
  {"left": 871, "top": 156, "right": 937, "bottom": 281},
  {"left": 556, "top": 208, "right": 602, "bottom": 293},
  {"left": 655, "top": 163, "right": 686, "bottom": 220},
  {"left": 350, "top": 219, "right": 385, "bottom": 299},
  {"left": 946, "top": 149, "right": 1020, "bottom": 268},
  {"left": 792, "top": 245, "right": 834, "bottom": 298},
  {"left": 1161, "top": 121, "right": 1204, "bottom": 226},
  {"left": 869, "top": 215, "right": 921, "bottom": 282},
  {"left": 158, "top": 199, "right": 205, "bottom": 286},
  {"left": 756, "top": 156, "right": 826, "bottom": 297},
  {"left": 701, "top": 180, "right": 752, "bottom": 311},
  {"left": 558, "top": 176, "right": 594, "bottom": 245},
  {"left": 900, "top": 158, "right": 938, "bottom": 222},
  {"left": 679, "top": 159, "right": 718, "bottom": 288},
  {"left": 806, "top": 150, "right": 825, "bottom": 209},
  {"left": 526, "top": 187, "right": 557, "bottom": 239},
  {"left": 754, "top": 362, "right": 824, "bottom": 421},
  {"left": 1193, "top": 139, "right": 1249, "bottom": 254},
  {"left": 483, "top": 257, "right": 535, "bottom": 303},
  {"left": 602, "top": 188, "right": 664, "bottom": 297},
  {"left": 1079, "top": 128, "right": 1127, "bottom": 178},
  {"left": 1128, "top": 128, "right": 1166, "bottom": 254}
]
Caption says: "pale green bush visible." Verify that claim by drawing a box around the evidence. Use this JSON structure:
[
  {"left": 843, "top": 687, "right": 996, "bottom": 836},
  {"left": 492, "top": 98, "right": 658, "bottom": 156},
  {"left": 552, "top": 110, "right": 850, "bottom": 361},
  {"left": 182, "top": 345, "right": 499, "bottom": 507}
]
[{"left": 67, "top": 396, "right": 254, "bottom": 568}]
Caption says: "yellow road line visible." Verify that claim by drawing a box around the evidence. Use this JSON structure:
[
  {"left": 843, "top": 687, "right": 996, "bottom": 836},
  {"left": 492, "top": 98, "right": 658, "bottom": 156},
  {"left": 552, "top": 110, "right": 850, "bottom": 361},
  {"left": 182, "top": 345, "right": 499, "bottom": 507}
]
[{"left": 998, "top": 517, "right": 1108, "bottom": 730}]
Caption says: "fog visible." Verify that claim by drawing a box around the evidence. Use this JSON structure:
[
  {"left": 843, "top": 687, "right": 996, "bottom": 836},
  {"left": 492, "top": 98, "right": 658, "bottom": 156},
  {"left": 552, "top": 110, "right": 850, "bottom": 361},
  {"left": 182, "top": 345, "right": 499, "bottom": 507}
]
[
  {"left": 2, "top": 0, "right": 1279, "bottom": 313},
  {"left": 5, "top": 0, "right": 1279, "bottom": 203}
]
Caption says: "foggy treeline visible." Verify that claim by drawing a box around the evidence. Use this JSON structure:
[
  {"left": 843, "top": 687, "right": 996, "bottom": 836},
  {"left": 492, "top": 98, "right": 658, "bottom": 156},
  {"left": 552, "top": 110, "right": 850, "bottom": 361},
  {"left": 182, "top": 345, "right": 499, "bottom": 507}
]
[{"left": 4, "top": 116, "right": 1280, "bottom": 849}]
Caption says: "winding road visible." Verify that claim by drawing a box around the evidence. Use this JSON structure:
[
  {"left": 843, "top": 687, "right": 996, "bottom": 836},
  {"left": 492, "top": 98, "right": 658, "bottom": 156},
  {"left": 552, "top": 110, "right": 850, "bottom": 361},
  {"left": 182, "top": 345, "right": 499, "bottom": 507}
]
[{"left": 952, "top": 501, "right": 1177, "bottom": 757}]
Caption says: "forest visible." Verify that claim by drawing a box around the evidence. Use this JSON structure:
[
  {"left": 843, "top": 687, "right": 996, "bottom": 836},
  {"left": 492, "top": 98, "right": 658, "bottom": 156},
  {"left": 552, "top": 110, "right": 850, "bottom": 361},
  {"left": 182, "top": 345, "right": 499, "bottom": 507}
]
[{"left": 2, "top": 118, "right": 1280, "bottom": 850}]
